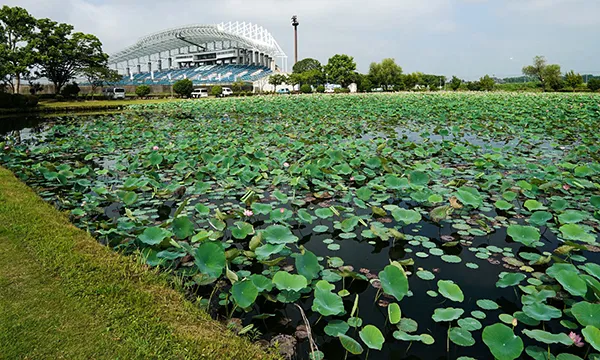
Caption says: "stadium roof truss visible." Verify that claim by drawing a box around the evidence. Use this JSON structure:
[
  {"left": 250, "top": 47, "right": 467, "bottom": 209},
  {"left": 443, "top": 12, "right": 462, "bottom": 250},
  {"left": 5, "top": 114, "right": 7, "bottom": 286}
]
[{"left": 109, "top": 22, "right": 288, "bottom": 71}]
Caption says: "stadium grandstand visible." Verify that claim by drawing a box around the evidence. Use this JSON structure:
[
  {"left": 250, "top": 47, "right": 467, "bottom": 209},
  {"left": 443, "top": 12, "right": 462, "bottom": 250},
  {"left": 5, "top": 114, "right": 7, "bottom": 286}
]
[{"left": 108, "top": 22, "right": 287, "bottom": 86}]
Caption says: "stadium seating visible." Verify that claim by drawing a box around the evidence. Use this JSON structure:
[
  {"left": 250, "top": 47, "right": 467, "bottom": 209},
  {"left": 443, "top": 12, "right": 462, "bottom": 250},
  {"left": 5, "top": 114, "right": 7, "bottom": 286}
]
[{"left": 117, "top": 65, "right": 272, "bottom": 86}]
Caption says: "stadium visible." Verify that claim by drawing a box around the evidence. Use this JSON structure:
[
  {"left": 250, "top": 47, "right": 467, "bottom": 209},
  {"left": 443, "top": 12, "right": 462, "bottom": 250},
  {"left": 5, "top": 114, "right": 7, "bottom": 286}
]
[{"left": 108, "top": 22, "right": 287, "bottom": 87}]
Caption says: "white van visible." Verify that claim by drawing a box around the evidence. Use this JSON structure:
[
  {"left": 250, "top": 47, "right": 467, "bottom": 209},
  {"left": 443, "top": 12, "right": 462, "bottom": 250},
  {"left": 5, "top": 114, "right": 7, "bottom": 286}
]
[
  {"left": 191, "top": 88, "right": 208, "bottom": 98},
  {"left": 220, "top": 87, "right": 233, "bottom": 97},
  {"left": 104, "top": 87, "right": 126, "bottom": 99}
]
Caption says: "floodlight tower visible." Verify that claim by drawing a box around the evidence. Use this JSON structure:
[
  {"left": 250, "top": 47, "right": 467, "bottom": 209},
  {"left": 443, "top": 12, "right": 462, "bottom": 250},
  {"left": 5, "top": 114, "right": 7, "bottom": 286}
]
[{"left": 291, "top": 15, "right": 299, "bottom": 66}]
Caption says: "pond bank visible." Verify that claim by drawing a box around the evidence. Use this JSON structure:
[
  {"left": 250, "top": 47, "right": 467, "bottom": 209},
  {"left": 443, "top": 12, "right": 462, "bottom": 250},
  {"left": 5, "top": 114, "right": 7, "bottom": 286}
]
[
  {"left": 0, "top": 167, "right": 278, "bottom": 360},
  {"left": 0, "top": 98, "right": 185, "bottom": 116}
]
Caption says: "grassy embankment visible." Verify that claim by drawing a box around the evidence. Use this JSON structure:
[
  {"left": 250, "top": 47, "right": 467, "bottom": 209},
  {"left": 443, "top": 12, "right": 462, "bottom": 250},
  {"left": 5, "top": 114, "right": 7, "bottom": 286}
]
[
  {"left": 0, "top": 167, "right": 278, "bottom": 360},
  {"left": 0, "top": 98, "right": 186, "bottom": 115}
]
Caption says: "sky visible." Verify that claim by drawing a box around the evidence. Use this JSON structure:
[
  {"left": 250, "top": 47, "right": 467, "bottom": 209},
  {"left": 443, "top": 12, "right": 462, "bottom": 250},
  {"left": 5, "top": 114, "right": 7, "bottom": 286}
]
[{"left": 4, "top": 0, "right": 600, "bottom": 79}]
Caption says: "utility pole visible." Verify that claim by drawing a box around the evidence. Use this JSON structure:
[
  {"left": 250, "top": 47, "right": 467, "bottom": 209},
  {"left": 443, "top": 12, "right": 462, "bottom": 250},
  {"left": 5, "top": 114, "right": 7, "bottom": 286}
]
[{"left": 291, "top": 15, "right": 299, "bottom": 66}]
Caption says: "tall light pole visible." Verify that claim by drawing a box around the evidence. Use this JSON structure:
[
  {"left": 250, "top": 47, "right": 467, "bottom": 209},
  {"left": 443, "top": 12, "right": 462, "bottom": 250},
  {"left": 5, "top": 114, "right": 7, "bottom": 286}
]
[{"left": 291, "top": 15, "right": 299, "bottom": 66}]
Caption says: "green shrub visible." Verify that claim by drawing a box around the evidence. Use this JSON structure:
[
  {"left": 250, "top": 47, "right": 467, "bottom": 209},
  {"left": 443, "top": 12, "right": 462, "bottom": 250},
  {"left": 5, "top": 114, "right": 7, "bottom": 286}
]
[
  {"left": 173, "top": 79, "right": 194, "bottom": 98},
  {"left": 316, "top": 85, "right": 325, "bottom": 93},
  {"left": 61, "top": 82, "right": 81, "bottom": 99},
  {"left": 0, "top": 93, "right": 39, "bottom": 108},
  {"left": 393, "top": 83, "right": 405, "bottom": 92},
  {"left": 588, "top": 78, "right": 600, "bottom": 92},
  {"left": 211, "top": 86, "right": 223, "bottom": 97},
  {"left": 300, "top": 84, "right": 312, "bottom": 94},
  {"left": 135, "top": 85, "right": 151, "bottom": 98}
]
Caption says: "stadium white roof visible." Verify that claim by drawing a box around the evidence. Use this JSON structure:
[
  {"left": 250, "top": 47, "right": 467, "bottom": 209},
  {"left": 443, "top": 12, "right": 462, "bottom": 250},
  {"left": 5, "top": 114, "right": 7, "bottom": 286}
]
[{"left": 109, "top": 22, "right": 287, "bottom": 64}]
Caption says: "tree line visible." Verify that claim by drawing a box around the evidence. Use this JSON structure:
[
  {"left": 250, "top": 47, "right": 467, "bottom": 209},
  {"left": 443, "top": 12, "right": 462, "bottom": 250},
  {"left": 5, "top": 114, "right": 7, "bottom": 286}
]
[
  {"left": 271, "top": 55, "right": 600, "bottom": 93},
  {"left": 0, "top": 5, "right": 117, "bottom": 95}
]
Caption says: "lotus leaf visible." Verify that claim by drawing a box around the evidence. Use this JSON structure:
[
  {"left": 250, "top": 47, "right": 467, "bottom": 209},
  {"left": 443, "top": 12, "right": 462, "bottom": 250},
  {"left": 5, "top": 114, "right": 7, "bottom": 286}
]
[
  {"left": 338, "top": 334, "right": 363, "bottom": 355},
  {"left": 378, "top": 264, "right": 409, "bottom": 301},
  {"left": 432, "top": 307, "right": 464, "bottom": 322},
  {"left": 522, "top": 329, "right": 573, "bottom": 346},
  {"left": 263, "top": 225, "right": 298, "bottom": 244},
  {"left": 572, "top": 302, "right": 600, "bottom": 327},
  {"left": 438, "top": 280, "right": 464, "bottom": 302},
  {"left": 194, "top": 242, "right": 226, "bottom": 279},
  {"left": 449, "top": 327, "right": 475, "bottom": 347},
  {"left": 506, "top": 225, "right": 540, "bottom": 246},
  {"left": 359, "top": 325, "right": 385, "bottom": 350},
  {"left": 482, "top": 323, "right": 523, "bottom": 360},
  {"left": 138, "top": 226, "right": 172, "bottom": 245},
  {"left": 231, "top": 280, "right": 259, "bottom": 309},
  {"left": 272, "top": 272, "right": 308, "bottom": 292},
  {"left": 312, "top": 280, "right": 344, "bottom": 316}
]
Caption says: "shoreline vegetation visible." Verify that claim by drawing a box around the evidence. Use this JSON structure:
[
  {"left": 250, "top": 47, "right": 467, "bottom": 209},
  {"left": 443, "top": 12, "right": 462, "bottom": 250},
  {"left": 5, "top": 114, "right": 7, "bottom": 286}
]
[
  {"left": 0, "top": 167, "right": 279, "bottom": 360},
  {"left": 0, "top": 98, "right": 187, "bottom": 116},
  {"left": 1, "top": 90, "right": 599, "bottom": 117}
]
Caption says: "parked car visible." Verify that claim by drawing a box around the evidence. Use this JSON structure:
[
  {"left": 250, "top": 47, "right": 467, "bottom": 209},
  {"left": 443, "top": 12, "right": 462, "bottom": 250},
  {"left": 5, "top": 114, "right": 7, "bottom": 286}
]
[
  {"left": 191, "top": 88, "right": 208, "bottom": 98},
  {"left": 103, "top": 87, "right": 126, "bottom": 99},
  {"left": 220, "top": 87, "right": 233, "bottom": 97},
  {"left": 276, "top": 88, "right": 291, "bottom": 95}
]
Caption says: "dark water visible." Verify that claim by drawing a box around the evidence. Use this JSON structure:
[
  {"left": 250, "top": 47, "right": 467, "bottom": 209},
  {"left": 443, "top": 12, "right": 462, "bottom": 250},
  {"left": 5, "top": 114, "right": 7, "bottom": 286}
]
[
  {"left": 0, "top": 110, "right": 123, "bottom": 138},
  {"left": 141, "top": 192, "right": 594, "bottom": 360}
]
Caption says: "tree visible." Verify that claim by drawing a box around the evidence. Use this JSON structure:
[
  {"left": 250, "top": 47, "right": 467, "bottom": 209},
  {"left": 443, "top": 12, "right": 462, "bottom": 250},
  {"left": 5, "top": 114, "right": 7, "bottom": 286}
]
[
  {"left": 466, "top": 81, "right": 481, "bottom": 91},
  {"left": 588, "top": 78, "right": 600, "bottom": 92},
  {"left": 564, "top": 70, "right": 583, "bottom": 90},
  {"left": 82, "top": 66, "right": 121, "bottom": 99},
  {"left": 420, "top": 74, "right": 445, "bottom": 90},
  {"left": 324, "top": 54, "right": 356, "bottom": 88},
  {"left": 269, "top": 74, "right": 287, "bottom": 88},
  {"left": 31, "top": 18, "right": 108, "bottom": 94},
  {"left": 450, "top": 76, "right": 462, "bottom": 91},
  {"left": 361, "top": 78, "right": 373, "bottom": 92},
  {"left": 522, "top": 56, "right": 562, "bottom": 91},
  {"left": 402, "top": 72, "right": 422, "bottom": 90},
  {"left": 293, "top": 58, "right": 322, "bottom": 74},
  {"left": 211, "top": 85, "right": 222, "bottom": 97},
  {"left": 368, "top": 58, "right": 402, "bottom": 91},
  {"left": 135, "top": 85, "right": 151, "bottom": 98},
  {"left": 231, "top": 80, "right": 245, "bottom": 93},
  {"left": 61, "top": 82, "right": 80, "bottom": 99},
  {"left": 544, "top": 64, "right": 562, "bottom": 91},
  {"left": 173, "top": 79, "right": 193, "bottom": 97},
  {"left": 0, "top": 6, "right": 37, "bottom": 94},
  {"left": 479, "top": 75, "right": 495, "bottom": 91},
  {"left": 300, "top": 84, "right": 312, "bottom": 94}
]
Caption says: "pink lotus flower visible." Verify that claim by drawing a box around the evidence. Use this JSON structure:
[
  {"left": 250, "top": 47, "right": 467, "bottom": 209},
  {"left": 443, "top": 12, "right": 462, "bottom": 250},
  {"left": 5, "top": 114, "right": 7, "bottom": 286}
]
[
  {"left": 569, "top": 332, "right": 584, "bottom": 347},
  {"left": 280, "top": 208, "right": 285, "bottom": 214},
  {"left": 563, "top": 184, "right": 570, "bottom": 191},
  {"left": 3, "top": 146, "right": 9, "bottom": 150},
  {"left": 283, "top": 162, "right": 290, "bottom": 168},
  {"left": 152, "top": 146, "right": 159, "bottom": 151},
  {"left": 243, "top": 209, "right": 253, "bottom": 217},
  {"left": 350, "top": 176, "right": 355, "bottom": 181}
]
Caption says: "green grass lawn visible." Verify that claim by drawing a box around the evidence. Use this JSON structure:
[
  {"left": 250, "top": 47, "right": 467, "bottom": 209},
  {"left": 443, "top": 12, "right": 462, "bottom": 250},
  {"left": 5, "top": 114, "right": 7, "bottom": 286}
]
[{"left": 0, "top": 167, "right": 278, "bottom": 360}]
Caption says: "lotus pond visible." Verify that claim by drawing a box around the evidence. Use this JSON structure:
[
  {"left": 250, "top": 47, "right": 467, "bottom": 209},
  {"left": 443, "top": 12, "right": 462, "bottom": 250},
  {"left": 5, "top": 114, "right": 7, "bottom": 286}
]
[{"left": 2, "top": 93, "right": 600, "bottom": 360}]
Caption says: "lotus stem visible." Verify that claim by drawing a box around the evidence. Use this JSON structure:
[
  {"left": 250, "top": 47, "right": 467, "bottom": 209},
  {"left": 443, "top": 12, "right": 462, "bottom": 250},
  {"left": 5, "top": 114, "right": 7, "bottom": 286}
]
[
  {"left": 294, "top": 304, "right": 319, "bottom": 359},
  {"left": 584, "top": 344, "right": 591, "bottom": 359},
  {"left": 228, "top": 304, "right": 238, "bottom": 319},
  {"left": 447, "top": 324, "right": 450, "bottom": 353}
]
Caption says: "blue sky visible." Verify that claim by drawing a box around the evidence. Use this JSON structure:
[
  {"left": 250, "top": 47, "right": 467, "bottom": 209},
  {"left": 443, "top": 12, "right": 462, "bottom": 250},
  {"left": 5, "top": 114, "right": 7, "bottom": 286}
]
[{"left": 5, "top": 0, "right": 600, "bottom": 79}]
